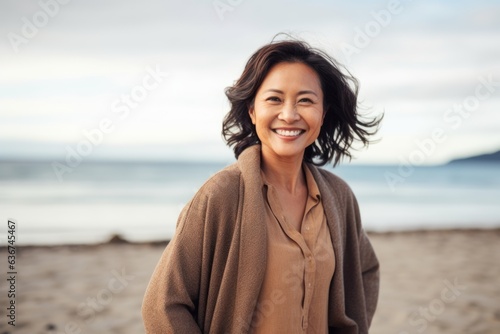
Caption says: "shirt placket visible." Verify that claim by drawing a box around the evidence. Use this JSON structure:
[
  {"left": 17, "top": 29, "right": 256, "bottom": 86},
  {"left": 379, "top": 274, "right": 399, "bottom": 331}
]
[
  {"left": 301, "top": 249, "right": 316, "bottom": 331},
  {"left": 264, "top": 179, "right": 323, "bottom": 333},
  {"left": 301, "top": 197, "right": 319, "bottom": 331}
]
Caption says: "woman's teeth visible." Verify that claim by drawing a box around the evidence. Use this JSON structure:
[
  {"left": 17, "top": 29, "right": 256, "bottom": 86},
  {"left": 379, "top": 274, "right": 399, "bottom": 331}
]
[{"left": 275, "top": 129, "right": 302, "bottom": 137}]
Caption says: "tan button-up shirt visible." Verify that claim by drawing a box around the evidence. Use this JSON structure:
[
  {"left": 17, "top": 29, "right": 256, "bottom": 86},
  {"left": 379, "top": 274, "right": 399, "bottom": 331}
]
[{"left": 252, "top": 164, "right": 336, "bottom": 333}]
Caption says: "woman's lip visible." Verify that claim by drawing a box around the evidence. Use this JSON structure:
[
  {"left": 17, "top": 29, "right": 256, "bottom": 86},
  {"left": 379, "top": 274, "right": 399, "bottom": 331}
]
[{"left": 273, "top": 129, "right": 305, "bottom": 137}]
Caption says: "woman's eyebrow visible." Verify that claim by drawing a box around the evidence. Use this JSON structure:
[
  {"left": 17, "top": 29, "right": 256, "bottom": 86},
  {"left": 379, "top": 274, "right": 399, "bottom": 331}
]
[
  {"left": 263, "top": 89, "right": 318, "bottom": 97},
  {"left": 297, "top": 90, "right": 318, "bottom": 97},
  {"left": 263, "top": 88, "right": 284, "bottom": 94}
]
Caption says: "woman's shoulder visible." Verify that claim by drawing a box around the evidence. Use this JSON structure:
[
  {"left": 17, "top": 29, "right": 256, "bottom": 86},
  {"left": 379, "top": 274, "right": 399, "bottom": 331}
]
[
  {"left": 177, "top": 163, "right": 241, "bottom": 226},
  {"left": 195, "top": 162, "right": 242, "bottom": 200},
  {"left": 175, "top": 162, "right": 242, "bottom": 235}
]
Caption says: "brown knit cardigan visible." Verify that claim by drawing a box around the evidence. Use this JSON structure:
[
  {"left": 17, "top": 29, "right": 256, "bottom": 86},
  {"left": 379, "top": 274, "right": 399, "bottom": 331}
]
[{"left": 142, "top": 145, "right": 379, "bottom": 333}]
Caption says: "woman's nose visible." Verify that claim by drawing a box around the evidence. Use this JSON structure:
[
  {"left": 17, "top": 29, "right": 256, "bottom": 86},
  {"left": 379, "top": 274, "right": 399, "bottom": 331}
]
[{"left": 278, "top": 103, "right": 300, "bottom": 123}]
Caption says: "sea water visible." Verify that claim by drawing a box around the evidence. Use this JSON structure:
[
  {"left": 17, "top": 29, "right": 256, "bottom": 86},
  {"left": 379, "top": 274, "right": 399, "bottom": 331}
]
[{"left": 0, "top": 160, "right": 499, "bottom": 245}]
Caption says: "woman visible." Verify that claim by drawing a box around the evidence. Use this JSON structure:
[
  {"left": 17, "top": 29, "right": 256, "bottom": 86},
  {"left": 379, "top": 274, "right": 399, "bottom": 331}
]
[{"left": 142, "top": 37, "right": 381, "bottom": 333}]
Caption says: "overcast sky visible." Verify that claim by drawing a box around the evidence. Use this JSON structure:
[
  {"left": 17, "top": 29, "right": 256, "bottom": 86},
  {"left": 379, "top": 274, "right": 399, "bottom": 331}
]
[{"left": 1, "top": 0, "right": 499, "bottom": 164}]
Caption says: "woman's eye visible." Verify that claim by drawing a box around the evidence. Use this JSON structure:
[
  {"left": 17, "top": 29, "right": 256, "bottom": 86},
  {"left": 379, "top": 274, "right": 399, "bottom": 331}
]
[
  {"left": 266, "top": 96, "right": 281, "bottom": 103},
  {"left": 298, "top": 98, "right": 313, "bottom": 104}
]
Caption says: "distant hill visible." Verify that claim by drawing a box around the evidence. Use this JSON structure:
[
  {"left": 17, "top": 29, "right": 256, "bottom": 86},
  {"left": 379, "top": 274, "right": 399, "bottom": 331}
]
[{"left": 448, "top": 150, "right": 500, "bottom": 164}]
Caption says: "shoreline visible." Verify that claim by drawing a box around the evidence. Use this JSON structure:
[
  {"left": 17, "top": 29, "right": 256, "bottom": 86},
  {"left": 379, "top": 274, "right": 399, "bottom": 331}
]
[{"left": 4, "top": 226, "right": 499, "bottom": 249}]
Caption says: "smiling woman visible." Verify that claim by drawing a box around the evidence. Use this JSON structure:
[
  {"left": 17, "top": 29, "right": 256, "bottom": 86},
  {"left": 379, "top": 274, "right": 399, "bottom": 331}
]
[
  {"left": 142, "top": 36, "right": 382, "bottom": 333},
  {"left": 249, "top": 62, "right": 325, "bottom": 166}
]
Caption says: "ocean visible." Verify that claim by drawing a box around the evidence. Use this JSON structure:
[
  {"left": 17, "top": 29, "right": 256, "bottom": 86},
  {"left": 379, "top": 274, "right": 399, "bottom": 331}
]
[{"left": 1, "top": 160, "right": 499, "bottom": 245}]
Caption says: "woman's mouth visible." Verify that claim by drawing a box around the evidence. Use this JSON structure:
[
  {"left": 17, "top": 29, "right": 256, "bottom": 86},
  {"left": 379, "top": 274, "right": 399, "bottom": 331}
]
[{"left": 273, "top": 129, "right": 304, "bottom": 137}]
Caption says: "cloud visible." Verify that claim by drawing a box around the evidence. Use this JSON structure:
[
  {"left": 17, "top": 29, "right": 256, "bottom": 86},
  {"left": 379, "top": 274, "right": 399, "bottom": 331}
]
[{"left": 1, "top": 0, "right": 499, "bottom": 163}]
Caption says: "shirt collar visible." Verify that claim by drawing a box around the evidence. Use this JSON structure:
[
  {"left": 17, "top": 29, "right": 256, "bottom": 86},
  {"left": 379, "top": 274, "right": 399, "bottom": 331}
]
[
  {"left": 303, "top": 163, "right": 321, "bottom": 202},
  {"left": 260, "top": 163, "right": 321, "bottom": 202}
]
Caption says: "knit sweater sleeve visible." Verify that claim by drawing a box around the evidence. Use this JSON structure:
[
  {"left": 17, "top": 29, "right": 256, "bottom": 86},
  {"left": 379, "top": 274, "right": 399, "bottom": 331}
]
[
  {"left": 142, "top": 165, "right": 242, "bottom": 333},
  {"left": 141, "top": 193, "right": 207, "bottom": 333},
  {"left": 351, "top": 191, "right": 380, "bottom": 328},
  {"left": 359, "top": 226, "right": 380, "bottom": 326}
]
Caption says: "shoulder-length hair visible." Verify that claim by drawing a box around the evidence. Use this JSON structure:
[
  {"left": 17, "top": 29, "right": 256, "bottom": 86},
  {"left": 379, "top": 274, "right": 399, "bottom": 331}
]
[{"left": 222, "top": 36, "right": 382, "bottom": 166}]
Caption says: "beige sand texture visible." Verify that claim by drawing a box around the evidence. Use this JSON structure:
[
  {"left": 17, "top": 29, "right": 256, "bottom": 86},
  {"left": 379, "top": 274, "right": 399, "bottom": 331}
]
[
  {"left": 1, "top": 229, "right": 499, "bottom": 333},
  {"left": 369, "top": 229, "right": 500, "bottom": 334}
]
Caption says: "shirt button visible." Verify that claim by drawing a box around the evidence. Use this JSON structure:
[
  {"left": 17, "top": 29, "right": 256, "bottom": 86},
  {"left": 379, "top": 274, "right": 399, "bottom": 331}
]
[{"left": 308, "top": 283, "right": 312, "bottom": 288}]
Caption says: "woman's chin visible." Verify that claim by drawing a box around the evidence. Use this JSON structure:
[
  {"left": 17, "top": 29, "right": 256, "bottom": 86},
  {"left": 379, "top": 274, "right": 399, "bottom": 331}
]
[{"left": 262, "top": 144, "right": 306, "bottom": 162}]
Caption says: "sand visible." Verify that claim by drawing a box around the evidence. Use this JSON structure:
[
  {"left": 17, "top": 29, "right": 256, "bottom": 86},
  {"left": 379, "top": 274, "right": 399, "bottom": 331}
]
[{"left": 1, "top": 229, "right": 499, "bottom": 334}]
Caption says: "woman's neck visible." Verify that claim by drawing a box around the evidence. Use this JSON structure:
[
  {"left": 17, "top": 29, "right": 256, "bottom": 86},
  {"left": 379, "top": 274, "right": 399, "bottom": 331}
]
[{"left": 260, "top": 150, "right": 305, "bottom": 195}]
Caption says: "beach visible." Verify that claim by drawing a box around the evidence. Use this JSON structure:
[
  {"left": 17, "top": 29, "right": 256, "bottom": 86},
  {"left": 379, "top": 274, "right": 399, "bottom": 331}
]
[{"left": 1, "top": 229, "right": 499, "bottom": 334}]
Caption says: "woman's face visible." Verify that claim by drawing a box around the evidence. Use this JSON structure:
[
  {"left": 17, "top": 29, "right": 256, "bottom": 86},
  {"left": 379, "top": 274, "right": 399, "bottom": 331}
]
[{"left": 249, "top": 62, "right": 324, "bottom": 163}]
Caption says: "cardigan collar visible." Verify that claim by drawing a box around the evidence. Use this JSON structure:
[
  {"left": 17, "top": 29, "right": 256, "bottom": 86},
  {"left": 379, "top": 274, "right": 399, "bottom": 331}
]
[{"left": 237, "top": 144, "right": 263, "bottom": 185}]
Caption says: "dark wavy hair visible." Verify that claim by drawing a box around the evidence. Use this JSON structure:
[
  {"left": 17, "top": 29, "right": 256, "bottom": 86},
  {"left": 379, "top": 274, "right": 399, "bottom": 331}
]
[{"left": 222, "top": 36, "right": 382, "bottom": 166}]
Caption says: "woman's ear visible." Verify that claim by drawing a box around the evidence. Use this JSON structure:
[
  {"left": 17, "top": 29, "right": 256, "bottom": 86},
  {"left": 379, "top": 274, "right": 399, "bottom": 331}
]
[{"left": 248, "top": 106, "right": 256, "bottom": 125}]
